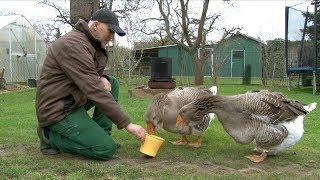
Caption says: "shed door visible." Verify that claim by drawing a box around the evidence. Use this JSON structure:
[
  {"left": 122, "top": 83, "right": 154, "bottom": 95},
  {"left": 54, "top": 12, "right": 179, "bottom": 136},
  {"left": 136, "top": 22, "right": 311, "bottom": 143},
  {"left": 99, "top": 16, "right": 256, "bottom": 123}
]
[{"left": 231, "top": 50, "right": 245, "bottom": 77}]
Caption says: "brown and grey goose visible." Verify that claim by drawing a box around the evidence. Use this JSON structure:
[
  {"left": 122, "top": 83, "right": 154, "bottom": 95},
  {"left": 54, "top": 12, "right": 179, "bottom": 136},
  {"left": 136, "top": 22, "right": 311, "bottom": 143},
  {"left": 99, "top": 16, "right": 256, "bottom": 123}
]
[
  {"left": 176, "top": 90, "right": 317, "bottom": 162},
  {"left": 145, "top": 86, "right": 217, "bottom": 148}
]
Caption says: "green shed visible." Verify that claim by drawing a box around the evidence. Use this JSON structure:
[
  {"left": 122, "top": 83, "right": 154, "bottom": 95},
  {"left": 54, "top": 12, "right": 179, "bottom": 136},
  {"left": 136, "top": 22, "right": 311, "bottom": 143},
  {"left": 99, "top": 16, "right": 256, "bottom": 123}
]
[
  {"left": 133, "top": 45, "right": 212, "bottom": 76},
  {"left": 214, "top": 33, "right": 262, "bottom": 77},
  {"left": 133, "top": 33, "right": 262, "bottom": 77},
  {"left": 157, "top": 45, "right": 212, "bottom": 76}
]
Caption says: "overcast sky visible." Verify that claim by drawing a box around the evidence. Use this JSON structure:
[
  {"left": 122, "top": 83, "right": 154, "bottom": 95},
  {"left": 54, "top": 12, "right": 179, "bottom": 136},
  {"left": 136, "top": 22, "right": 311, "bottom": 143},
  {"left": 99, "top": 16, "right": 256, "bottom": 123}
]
[{"left": 0, "top": 0, "right": 313, "bottom": 46}]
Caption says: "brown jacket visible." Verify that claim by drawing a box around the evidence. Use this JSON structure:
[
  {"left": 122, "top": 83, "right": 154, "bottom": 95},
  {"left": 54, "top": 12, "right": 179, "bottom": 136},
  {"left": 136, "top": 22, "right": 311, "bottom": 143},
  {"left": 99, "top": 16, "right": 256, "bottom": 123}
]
[{"left": 36, "top": 19, "right": 130, "bottom": 129}]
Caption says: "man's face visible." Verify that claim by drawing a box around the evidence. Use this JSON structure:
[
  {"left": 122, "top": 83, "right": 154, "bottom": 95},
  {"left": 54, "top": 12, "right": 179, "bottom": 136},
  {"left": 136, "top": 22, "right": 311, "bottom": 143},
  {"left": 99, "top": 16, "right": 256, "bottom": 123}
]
[{"left": 91, "top": 21, "right": 115, "bottom": 45}]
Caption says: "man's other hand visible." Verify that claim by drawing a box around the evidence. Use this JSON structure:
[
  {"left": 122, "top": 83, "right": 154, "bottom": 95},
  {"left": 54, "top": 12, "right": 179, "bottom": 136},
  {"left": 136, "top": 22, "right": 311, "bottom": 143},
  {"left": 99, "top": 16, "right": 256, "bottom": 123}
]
[{"left": 100, "top": 76, "right": 111, "bottom": 92}]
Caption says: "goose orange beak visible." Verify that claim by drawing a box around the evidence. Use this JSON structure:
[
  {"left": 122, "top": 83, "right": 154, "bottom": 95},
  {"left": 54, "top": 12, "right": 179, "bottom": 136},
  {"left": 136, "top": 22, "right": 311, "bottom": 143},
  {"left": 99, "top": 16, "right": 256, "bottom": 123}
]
[
  {"left": 146, "top": 122, "right": 155, "bottom": 134},
  {"left": 176, "top": 115, "right": 185, "bottom": 126}
]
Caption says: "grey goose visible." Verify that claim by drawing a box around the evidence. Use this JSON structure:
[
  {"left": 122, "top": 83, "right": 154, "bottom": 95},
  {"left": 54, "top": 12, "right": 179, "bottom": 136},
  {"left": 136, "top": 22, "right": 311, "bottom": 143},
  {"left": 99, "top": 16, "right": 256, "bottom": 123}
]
[
  {"left": 145, "top": 86, "right": 217, "bottom": 148},
  {"left": 176, "top": 90, "right": 317, "bottom": 162}
]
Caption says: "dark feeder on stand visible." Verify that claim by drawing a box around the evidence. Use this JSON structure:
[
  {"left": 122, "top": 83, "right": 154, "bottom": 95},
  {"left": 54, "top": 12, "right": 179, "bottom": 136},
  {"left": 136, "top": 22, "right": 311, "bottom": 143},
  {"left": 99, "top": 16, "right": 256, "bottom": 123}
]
[
  {"left": 148, "top": 57, "right": 176, "bottom": 89},
  {"left": 128, "top": 57, "right": 176, "bottom": 98}
]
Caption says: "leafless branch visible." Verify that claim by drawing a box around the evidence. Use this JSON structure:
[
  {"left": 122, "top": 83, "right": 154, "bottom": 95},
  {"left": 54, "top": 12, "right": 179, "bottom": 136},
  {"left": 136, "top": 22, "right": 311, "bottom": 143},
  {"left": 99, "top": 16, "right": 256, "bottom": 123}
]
[
  {"left": 156, "top": 0, "right": 189, "bottom": 50},
  {"left": 38, "top": 0, "right": 72, "bottom": 27}
]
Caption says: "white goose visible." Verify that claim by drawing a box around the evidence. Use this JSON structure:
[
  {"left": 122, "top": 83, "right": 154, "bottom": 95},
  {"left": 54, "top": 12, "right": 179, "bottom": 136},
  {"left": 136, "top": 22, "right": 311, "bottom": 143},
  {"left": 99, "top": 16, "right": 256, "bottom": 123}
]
[
  {"left": 176, "top": 90, "right": 317, "bottom": 162},
  {"left": 145, "top": 86, "right": 217, "bottom": 148}
]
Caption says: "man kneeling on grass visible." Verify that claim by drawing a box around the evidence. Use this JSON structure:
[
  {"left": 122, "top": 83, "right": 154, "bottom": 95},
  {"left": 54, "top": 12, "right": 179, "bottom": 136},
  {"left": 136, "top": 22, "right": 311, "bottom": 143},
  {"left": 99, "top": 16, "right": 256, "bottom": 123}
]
[{"left": 35, "top": 9, "right": 146, "bottom": 160}]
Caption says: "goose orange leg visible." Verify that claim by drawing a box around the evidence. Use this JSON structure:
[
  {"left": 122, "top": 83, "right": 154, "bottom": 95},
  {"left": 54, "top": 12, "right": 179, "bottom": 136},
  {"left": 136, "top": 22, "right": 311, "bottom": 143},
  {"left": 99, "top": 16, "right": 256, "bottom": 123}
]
[
  {"left": 170, "top": 135, "right": 189, "bottom": 145},
  {"left": 188, "top": 136, "right": 202, "bottom": 148},
  {"left": 245, "top": 151, "right": 267, "bottom": 163}
]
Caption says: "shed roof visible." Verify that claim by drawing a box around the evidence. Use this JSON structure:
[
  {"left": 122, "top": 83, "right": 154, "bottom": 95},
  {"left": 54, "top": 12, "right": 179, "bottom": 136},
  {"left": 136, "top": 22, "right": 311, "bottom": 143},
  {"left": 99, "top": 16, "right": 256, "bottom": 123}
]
[
  {"left": 133, "top": 44, "right": 177, "bottom": 51},
  {"left": 230, "top": 33, "right": 263, "bottom": 43},
  {"left": 133, "top": 33, "right": 263, "bottom": 51}
]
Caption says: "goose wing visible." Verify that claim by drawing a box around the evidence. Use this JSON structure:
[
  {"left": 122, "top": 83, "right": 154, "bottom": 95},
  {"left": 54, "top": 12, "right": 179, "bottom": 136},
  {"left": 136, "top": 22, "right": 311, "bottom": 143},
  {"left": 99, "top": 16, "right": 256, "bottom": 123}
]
[
  {"left": 239, "top": 90, "right": 307, "bottom": 124},
  {"left": 146, "top": 87, "right": 214, "bottom": 133},
  {"left": 149, "top": 92, "right": 173, "bottom": 119},
  {"left": 192, "top": 113, "right": 213, "bottom": 132},
  {"left": 168, "top": 87, "right": 213, "bottom": 108},
  {"left": 169, "top": 87, "right": 215, "bottom": 133}
]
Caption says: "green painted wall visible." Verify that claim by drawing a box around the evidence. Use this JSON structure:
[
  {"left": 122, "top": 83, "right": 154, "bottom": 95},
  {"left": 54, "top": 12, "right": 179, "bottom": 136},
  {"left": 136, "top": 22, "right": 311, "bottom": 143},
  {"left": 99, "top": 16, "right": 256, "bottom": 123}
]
[
  {"left": 158, "top": 46, "right": 211, "bottom": 76},
  {"left": 158, "top": 46, "right": 193, "bottom": 76},
  {"left": 156, "top": 35, "right": 262, "bottom": 77},
  {"left": 215, "top": 35, "right": 262, "bottom": 77}
]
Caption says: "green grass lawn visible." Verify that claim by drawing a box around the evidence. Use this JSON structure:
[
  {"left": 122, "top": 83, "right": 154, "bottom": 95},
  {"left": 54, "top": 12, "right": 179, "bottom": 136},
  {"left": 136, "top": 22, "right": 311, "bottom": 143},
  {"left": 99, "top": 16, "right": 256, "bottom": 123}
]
[{"left": 0, "top": 80, "right": 319, "bottom": 179}]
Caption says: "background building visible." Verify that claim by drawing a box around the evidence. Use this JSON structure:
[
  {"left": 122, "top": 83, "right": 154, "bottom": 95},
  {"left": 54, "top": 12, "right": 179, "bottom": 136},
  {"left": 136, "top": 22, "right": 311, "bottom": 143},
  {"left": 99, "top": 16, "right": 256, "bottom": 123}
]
[
  {"left": 132, "top": 33, "right": 262, "bottom": 78},
  {"left": 0, "top": 15, "right": 47, "bottom": 83}
]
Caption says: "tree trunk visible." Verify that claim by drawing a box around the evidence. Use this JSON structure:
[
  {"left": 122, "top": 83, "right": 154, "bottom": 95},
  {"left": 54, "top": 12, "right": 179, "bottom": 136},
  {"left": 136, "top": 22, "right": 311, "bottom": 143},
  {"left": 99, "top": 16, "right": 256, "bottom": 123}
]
[
  {"left": 260, "top": 43, "right": 267, "bottom": 86},
  {"left": 212, "top": 74, "right": 218, "bottom": 85},
  {"left": 0, "top": 68, "right": 4, "bottom": 79},
  {"left": 316, "top": 74, "right": 320, "bottom": 87},
  {"left": 70, "top": 0, "right": 100, "bottom": 24},
  {"left": 0, "top": 78, "right": 5, "bottom": 90},
  {"left": 192, "top": 53, "right": 204, "bottom": 85},
  {"left": 211, "top": 53, "right": 220, "bottom": 85}
]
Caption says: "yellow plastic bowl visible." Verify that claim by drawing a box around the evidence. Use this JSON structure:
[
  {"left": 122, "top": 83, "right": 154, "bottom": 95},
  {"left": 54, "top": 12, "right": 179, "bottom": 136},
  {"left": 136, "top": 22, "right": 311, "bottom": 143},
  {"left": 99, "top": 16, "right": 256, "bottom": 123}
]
[{"left": 139, "top": 134, "right": 165, "bottom": 157}]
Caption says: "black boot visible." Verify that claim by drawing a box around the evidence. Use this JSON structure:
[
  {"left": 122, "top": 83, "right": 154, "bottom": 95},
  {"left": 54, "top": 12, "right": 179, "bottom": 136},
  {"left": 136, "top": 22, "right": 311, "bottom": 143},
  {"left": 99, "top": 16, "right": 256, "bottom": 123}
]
[{"left": 37, "top": 127, "right": 60, "bottom": 155}]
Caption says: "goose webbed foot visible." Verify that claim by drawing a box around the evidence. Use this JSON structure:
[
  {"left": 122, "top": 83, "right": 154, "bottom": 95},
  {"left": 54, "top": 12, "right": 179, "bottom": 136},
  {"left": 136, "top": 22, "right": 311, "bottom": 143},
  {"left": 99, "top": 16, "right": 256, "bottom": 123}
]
[
  {"left": 188, "top": 139, "right": 202, "bottom": 148},
  {"left": 245, "top": 152, "right": 267, "bottom": 163},
  {"left": 170, "top": 136, "right": 188, "bottom": 145},
  {"left": 187, "top": 136, "right": 202, "bottom": 148}
]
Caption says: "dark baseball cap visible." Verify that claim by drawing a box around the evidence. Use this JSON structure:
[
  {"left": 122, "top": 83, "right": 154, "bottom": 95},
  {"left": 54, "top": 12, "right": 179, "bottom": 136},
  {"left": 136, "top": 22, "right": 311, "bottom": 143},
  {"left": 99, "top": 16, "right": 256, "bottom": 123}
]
[{"left": 91, "top": 9, "right": 126, "bottom": 36}]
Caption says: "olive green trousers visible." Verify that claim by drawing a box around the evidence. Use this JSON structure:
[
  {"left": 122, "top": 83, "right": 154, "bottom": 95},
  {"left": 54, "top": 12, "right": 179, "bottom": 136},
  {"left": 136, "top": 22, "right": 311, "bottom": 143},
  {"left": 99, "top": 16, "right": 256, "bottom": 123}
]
[{"left": 47, "top": 76, "right": 119, "bottom": 160}]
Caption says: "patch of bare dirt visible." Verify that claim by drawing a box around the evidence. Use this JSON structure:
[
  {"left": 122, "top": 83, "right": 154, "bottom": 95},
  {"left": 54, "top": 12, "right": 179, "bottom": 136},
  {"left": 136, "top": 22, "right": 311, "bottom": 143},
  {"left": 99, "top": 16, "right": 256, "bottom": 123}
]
[
  {"left": 16, "top": 144, "right": 28, "bottom": 154},
  {"left": 3, "top": 143, "right": 318, "bottom": 177},
  {"left": 0, "top": 83, "right": 29, "bottom": 94},
  {"left": 104, "top": 156, "right": 319, "bottom": 176},
  {"left": 0, "top": 145, "right": 6, "bottom": 157}
]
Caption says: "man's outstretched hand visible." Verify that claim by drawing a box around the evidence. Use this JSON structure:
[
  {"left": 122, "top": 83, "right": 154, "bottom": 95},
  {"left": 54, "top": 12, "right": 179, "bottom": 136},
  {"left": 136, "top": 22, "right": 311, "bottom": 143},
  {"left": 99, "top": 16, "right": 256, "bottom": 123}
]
[{"left": 125, "top": 123, "right": 146, "bottom": 143}]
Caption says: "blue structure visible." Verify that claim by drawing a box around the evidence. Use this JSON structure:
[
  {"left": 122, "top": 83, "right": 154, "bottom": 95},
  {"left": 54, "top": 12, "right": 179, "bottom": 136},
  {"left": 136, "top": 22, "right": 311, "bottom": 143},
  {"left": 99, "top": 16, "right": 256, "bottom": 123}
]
[{"left": 285, "top": 2, "right": 320, "bottom": 94}]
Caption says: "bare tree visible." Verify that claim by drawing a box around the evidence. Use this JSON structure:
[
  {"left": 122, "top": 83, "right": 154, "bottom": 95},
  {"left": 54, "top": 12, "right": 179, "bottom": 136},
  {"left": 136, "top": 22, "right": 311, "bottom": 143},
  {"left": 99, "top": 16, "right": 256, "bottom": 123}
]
[
  {"left": 209, "top": 32, "right": 247, "bottom": 85},
  {"left": 211, "top": 52, "right": 227, "bottom": 85},
  {"left": 100, "top": 0, "right": 151, "bottom": 15},
  {"left": 96, "top": 0, "right": 153, "bottom": 83},
  {"left": 261, "top": 43, "right": 267, "bottom": 86},
  {"left": 33, "top": 19, "right": 65, "bottom": 43},
  {"left": 37, "top": 0, "right": 152, "bottom": 62},
  {"left": 141, "top": 0, "right": 240, "bottom": 85},
  {"left": 70, "top": 0, "right": 100, "bottom": 24},
  {"left": 34, "top": 0, "right": 72, "bottom": 43},
  {"left": 38, "top": 0, "right": 72, "bottom": 26},
  {"left": 37, "top": 0, "right": 157, "bottom": 83}
]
